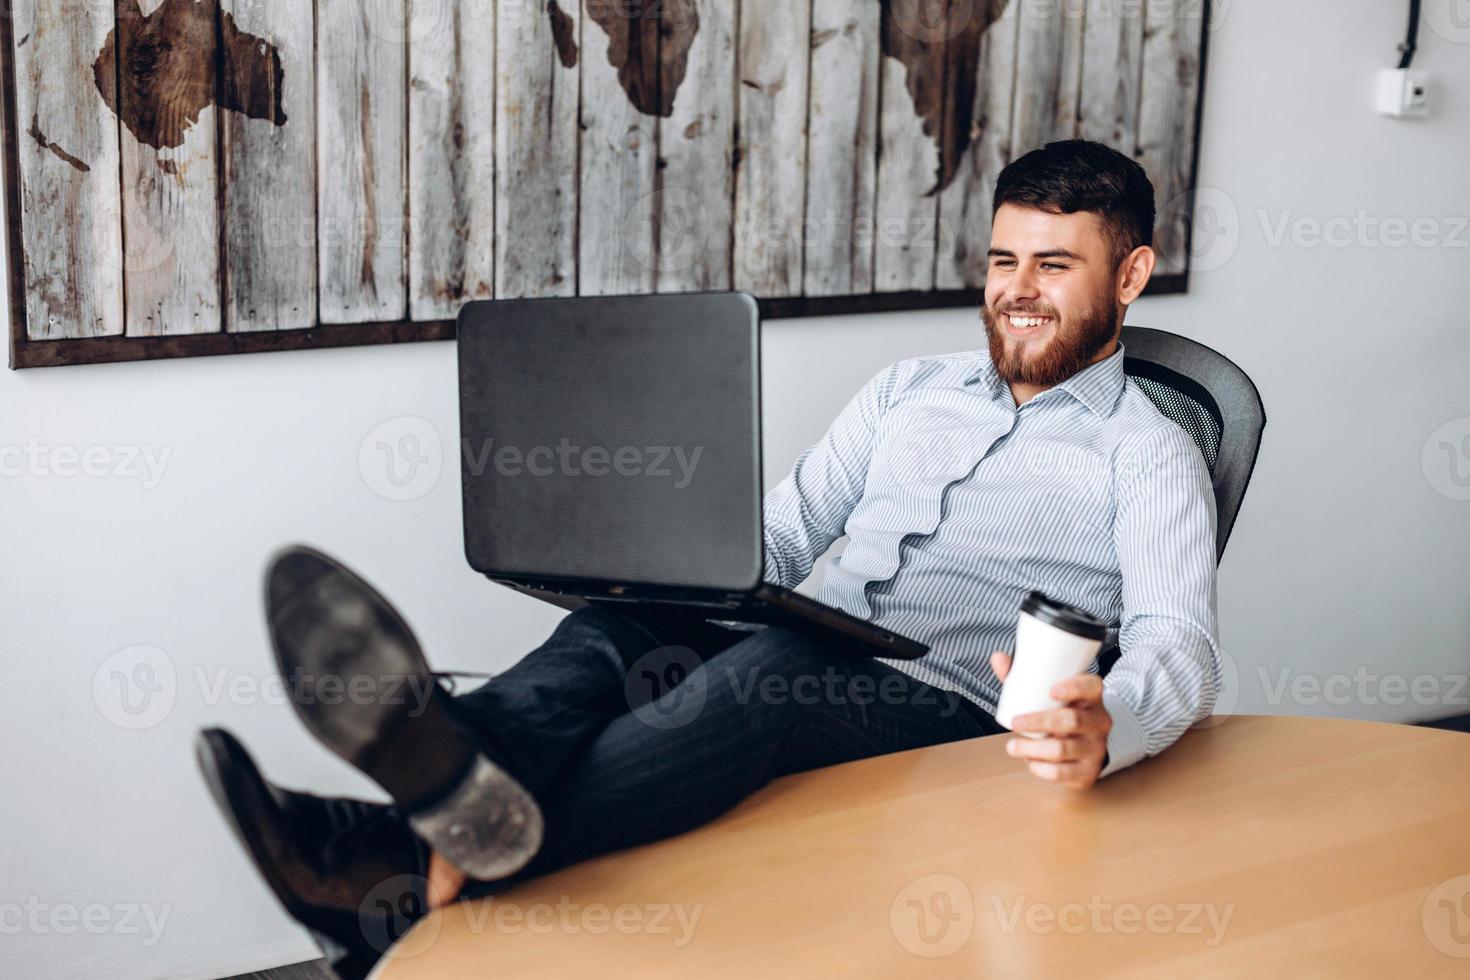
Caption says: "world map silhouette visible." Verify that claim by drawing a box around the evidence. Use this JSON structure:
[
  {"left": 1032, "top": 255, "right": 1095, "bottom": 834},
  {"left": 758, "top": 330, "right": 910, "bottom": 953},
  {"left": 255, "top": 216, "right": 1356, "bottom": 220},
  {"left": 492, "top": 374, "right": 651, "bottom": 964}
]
[
  {"left": 575, "top": 0, "right": 1012, "bottom": 194},
  {"left": 88, "top": 0, "right": 1010, "bottom": 199},
  {"left": 93, "top": 0, "right": 285, "bottom": 152}
]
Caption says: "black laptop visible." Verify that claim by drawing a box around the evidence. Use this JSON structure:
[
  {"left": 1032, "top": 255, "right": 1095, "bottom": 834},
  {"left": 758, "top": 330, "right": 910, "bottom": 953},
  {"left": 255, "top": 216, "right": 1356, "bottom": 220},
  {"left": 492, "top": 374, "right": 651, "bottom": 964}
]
[{"left": 455, "top": 291, "right": 927, "bottom": 660}]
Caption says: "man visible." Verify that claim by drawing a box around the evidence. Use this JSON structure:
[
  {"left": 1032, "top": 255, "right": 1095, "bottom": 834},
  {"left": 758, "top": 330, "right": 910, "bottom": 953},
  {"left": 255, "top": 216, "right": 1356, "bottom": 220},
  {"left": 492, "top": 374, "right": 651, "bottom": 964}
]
[{"left": 198, "top": 139, "right": 1220, "bottom": 977}]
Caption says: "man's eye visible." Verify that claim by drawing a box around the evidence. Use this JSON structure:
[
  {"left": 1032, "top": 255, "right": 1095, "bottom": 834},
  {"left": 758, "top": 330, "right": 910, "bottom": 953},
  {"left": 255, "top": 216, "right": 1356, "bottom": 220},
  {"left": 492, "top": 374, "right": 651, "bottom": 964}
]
[
  {"left": 1042, "top": 263, "right": 1067, "bottom": 271},
  {"left": 992, "top": 259, "right": 1016, "bottom": 269}
]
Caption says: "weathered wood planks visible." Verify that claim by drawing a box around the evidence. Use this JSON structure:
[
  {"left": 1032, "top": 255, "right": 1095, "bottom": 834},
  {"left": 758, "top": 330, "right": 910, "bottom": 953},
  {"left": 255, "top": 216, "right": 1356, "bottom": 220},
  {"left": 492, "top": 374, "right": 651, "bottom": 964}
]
[
  {"left": 655, "top": 0, "right": 733, "bottom": 293},
  {"left": 1136, "top": 0, "right": 1205, "bottom": 276},
  {"left": 804, "top": 0, "right": 880, "bottom": 297},
  {"left": 1077, "top": 0, "right": 1146, "bottom": 148},
  {"left": 495, "top": 0, "right": 579, "bottom": 299},
  {"left": 408, "top": 0, "right": 495, "bottom": 320},
  {"left": 937, "top": 0, "right": 1022, "bottom": 290},
  {"left": 318, "top": 0, "right": 407, "bottom": 324},
  {"left": 733, "top": 0, "right": 810, "bottom": 298},
  {"left": 4, "top": 0, "right": 1210, "bottom": 361},
  {"left": 114, "top": 0, "right": 222, "bottom": 337},
  {"left": 1010, "top": 0, "right": 1085, "bottom": 153},
  {"left": 222, "top": 0, "right": 316, "bottom": 332},
  {"left": 874, "top": 3, "right": 943, "bottom": 293},
  {"left": 578, "top": 0, "right": 659, "bottom": 296},
  {"left": 11, "top": 0, "right": 125, "bottom": 338}
]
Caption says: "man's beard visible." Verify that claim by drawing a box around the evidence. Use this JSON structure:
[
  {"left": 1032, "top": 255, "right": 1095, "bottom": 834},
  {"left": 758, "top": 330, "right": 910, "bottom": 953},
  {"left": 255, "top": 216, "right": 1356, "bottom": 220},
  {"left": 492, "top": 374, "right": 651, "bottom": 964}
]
[{"left": 980, "top": 295, "right": 1120, "bottom": 388}]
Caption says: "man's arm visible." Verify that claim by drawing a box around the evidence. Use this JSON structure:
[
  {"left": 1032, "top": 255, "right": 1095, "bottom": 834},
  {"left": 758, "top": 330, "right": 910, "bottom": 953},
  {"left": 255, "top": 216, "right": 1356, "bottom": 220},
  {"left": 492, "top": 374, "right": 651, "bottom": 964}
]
[
  {"left": 1097, "top": 425, "right": 1221, "bottom": 778},
  {"left": 997, "top": 425, "right": 1219, "bottom": 788},
  {"left": 761, "top": 364, "right": 899, "bottom": 589}
]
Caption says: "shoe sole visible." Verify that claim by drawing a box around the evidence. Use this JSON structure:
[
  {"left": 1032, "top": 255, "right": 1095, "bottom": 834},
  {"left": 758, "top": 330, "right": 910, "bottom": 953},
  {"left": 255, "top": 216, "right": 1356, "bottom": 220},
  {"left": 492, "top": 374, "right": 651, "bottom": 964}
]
[{"left": 264, "top": 544, "right": 543, "bottom": 880}]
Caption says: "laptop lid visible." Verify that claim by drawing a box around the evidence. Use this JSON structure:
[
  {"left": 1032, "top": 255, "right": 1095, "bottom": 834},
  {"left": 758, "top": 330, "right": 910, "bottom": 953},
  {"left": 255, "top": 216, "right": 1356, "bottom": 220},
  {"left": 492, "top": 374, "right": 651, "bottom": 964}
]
[{"left": 457, "top": 292, "right": 763, "bottom": 592}]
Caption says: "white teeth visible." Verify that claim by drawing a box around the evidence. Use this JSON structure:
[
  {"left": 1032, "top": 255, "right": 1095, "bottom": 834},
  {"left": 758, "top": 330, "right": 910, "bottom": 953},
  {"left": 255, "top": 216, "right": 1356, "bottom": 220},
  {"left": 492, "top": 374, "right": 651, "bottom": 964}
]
[{"left": 1008, "top": 314, "right": 1048, "bottom": 328}]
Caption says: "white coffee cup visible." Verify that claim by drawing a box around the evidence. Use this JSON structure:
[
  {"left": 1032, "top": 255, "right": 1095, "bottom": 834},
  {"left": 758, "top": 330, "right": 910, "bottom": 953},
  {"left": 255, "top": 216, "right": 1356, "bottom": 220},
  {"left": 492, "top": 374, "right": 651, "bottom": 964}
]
[{"left": 994, "top": 591, "right": 1108, "bottom": 737}]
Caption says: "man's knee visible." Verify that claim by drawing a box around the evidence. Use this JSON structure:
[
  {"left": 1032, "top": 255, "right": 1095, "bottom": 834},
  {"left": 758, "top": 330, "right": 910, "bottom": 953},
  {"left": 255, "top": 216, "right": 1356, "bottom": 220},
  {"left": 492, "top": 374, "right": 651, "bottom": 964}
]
[
  {"left": 553, "top": 605, "right": 707, "bottom": 686},
  {"left": 554, "top": 605, "right": 653, "bottom": 648},
  {"left": 702, "top": 627, "right": 846, "bottom": 709},
  {"left": 556, "top": 604, "right": 625, "bottom": 633},
  {"left": 544, "top": 606, "right": 651, "bottom": 672}
]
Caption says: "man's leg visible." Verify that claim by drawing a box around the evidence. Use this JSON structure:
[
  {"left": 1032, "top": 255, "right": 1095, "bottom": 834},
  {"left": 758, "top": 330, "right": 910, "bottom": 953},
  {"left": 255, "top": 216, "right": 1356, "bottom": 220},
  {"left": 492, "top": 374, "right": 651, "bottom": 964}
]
[
  {"left": 202, "top": 547, "right": 752, "bottom": 977},
  {"left": 465, "top": 623, "right": 1002, "bottom": 893},
  {"left": 449, "top": 603, "right": 741, "bottom": 802}
]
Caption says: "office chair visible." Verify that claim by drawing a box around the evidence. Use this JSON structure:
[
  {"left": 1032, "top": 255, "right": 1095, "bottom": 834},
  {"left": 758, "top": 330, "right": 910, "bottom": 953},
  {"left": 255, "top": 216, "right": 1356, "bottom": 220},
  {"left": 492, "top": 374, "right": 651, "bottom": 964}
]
[{"left": 1097, "top": 325, "right": 1267, "bottom": 676}]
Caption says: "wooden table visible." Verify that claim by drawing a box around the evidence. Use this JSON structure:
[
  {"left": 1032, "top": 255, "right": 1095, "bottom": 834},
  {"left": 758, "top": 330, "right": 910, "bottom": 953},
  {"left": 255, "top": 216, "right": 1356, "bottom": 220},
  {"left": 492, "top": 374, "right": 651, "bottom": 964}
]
[{"left": 374, "top": 716, "right": 1470, "bottom": 978}]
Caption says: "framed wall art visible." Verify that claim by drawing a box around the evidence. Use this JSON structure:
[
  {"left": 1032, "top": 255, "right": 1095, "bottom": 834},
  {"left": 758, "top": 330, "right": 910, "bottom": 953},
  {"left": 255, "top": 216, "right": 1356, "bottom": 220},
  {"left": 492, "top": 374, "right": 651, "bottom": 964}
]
[{"left": 3, "top": 0, "right": 1209, "bottom": 368}]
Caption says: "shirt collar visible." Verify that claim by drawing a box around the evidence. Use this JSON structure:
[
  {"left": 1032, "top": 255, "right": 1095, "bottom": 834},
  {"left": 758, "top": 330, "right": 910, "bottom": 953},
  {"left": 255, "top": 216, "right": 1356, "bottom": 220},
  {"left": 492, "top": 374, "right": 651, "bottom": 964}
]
[
  {"left": 964, "top": 341, "right": 1128, "bottom": 418},
  {"left": 965, "top": 348, "right": 1008, "bottom": 399}
]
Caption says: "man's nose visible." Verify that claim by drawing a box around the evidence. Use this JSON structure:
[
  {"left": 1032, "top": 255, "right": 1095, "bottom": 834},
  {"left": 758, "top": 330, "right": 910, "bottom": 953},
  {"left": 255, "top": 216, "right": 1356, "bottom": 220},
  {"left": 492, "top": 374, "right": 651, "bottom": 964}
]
[{"left": 1006, "top": 264, "right": 1041, "bottom": 302}]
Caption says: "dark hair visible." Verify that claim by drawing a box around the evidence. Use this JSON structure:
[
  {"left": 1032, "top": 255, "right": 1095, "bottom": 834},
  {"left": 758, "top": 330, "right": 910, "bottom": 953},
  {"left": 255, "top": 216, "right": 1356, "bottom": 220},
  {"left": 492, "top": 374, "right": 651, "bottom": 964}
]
[{"left": 992, "top": 140, "right": 1156, "bottom": 268}]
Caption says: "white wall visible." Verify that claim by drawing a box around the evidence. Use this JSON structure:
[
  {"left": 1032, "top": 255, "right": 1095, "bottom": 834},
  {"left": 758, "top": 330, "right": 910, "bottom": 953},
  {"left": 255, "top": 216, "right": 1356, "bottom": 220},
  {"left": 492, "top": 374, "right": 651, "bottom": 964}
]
[{"left": 2, "top": 2, "right": 1467, "bottom": 977}]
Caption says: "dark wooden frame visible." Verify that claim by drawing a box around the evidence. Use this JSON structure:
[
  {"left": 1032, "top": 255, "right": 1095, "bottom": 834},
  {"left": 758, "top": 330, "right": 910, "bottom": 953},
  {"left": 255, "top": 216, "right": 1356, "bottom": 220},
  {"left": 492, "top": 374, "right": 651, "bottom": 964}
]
[{"left": 2, "top": 4, "right": 1207, "bottom": 370}]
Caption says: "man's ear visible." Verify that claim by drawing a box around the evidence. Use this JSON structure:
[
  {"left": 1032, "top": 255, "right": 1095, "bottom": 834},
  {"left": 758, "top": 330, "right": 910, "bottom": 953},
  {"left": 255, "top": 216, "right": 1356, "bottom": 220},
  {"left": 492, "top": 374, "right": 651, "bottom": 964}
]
[{"left": 1116, "top": 245, "right": 1156, "bottom": 305}]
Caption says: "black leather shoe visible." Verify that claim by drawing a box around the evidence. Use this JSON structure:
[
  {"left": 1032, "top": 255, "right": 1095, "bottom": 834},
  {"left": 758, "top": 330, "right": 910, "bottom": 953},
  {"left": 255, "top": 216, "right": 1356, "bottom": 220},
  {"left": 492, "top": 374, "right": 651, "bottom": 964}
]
[
  {"left": 195, "top": 727, "right": 430, "bottom": 980},
  {"left": 264, "top": 544, "right": 543, "bottom": 880}
]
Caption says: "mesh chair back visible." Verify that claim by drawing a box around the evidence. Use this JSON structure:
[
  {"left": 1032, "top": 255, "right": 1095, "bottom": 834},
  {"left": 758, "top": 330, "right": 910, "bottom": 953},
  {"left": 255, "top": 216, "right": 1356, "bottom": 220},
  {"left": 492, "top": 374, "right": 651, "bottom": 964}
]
[
  {"left": 1097, "top": 328, "right": 1266, "bottom": 679},
  {"left": 1121, "top": 326, "right": 1266, "bottom": 561}
]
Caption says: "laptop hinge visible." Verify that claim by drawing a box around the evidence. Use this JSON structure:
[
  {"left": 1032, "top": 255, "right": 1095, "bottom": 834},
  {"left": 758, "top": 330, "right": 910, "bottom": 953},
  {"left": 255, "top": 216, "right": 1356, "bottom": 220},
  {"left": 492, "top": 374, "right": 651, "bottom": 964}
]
[{"left": 492, "top": 576, "right": 744, "bottom": 608}]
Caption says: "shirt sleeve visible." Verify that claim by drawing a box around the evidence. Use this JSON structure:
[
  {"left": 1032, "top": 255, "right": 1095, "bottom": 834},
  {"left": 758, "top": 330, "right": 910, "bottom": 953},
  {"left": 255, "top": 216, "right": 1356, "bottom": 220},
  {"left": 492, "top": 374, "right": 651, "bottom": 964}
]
[
  {"left": 1098, "top": 425, "right": 1221, "bottom": 778},
  {"left": 761, "top": 364, "right": 899, "bottom": 589}
]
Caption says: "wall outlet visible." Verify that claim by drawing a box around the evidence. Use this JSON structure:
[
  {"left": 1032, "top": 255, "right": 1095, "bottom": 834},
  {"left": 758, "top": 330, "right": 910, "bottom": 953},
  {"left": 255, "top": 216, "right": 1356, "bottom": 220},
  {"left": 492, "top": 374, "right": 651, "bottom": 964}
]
[{"left": 1376, "top": 68, "right": 1431, "bottom": 118}]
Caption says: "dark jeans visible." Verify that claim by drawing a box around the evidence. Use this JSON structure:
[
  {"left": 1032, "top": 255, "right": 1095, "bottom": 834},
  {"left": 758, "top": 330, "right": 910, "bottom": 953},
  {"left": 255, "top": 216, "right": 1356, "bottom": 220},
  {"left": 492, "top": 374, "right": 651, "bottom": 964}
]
[{"left": 449, "top": 603, "right": 1004, "bottom": 892}]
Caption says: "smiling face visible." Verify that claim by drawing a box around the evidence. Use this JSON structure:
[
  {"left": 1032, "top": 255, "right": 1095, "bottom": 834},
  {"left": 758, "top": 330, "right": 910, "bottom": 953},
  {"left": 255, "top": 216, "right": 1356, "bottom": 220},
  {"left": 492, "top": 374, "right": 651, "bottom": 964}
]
[{"left": 981, "top": 204, "right": 1136, "bottom": 393}]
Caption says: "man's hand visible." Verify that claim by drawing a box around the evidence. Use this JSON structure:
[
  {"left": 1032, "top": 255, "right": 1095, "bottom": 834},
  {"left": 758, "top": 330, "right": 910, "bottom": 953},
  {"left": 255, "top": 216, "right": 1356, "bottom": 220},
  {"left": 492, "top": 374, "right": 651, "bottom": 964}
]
[{"left": 989, "top": 651, "right": 1112, "bottom": 789}]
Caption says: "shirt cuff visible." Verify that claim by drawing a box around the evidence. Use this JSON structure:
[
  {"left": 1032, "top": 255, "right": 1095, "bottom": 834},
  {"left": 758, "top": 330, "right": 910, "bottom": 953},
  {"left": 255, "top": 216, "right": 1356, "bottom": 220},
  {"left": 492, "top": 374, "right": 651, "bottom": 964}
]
[{"left": 1098, "top": 689, "right": 1149, "bottom": 779}]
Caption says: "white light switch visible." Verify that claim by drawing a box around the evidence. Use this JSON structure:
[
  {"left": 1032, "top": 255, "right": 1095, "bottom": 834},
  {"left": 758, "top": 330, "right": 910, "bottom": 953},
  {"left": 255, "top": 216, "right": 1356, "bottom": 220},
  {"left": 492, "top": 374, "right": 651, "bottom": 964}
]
[{"left": 1376, "top": 68, "right": 1431, "bottom": 118}]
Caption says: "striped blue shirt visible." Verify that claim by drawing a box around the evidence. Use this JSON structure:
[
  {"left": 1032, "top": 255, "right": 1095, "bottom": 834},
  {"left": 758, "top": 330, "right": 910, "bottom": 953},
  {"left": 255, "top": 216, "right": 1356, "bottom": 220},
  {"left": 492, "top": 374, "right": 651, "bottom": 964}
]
[{"left": 761, "top": 341, "right": 1220, "bottom": 778}]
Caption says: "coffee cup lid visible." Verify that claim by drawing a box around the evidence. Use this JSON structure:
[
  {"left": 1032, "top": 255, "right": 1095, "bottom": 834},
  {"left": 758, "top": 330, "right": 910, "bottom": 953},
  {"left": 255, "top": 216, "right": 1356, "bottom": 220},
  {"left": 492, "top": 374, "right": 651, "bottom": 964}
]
[{"left": 1021, "top": 591, "right": 1108, "bottom": 640}]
